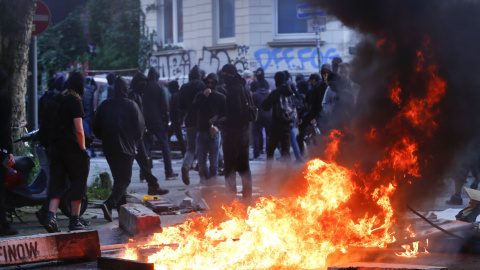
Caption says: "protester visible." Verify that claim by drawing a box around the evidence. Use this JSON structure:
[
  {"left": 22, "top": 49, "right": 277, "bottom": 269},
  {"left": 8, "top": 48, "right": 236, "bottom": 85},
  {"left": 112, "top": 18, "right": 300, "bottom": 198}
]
[
  {"left": 93, "top": 76, "right": 146, "bottom": 222},
  {"left": 83, "top": 76, "right": 98, "bottom": 157},
  {"left": 251, "top": 81, "right": 271, "bottom": 159},
  {"left": 167, "top": 80, "right": 186, "bottom": 157},
  {"left": 192, "top": 73, "right": 226, "bottom": 183},
  {"left": 262, "top": 71, "right": 296, "bottom": 164},
  {"left": 243, "top": 70, "right": 253, "bottom": 92},
  {"left": 178, "top": 65, "right": 206, "bottom": 185},
  {"left": 106, "top": 72, "right": 116, "bottom": 99},
  {"left": 38, "top": 75, "right": 65, "bottom": 125},
  {"left": 221, "top": 64, "right": 253, "bottom": 200},
  {"left": 143, "top": 67, "right": 178, "bottom": 181},
  {"left": 0, "top": 68, "right": 18, "bottom": 236},
  {"left": 284, "top": 70, "right": 303, "bottom": 162},
  {"left": 128, "top": 72, "right": 169, "bottom": 196},
  {"left": 39, "top": 71, "right": 90, "bottom": 232},
  {"left": 255, "top": 67, "right": 270, "bottom": 90}
]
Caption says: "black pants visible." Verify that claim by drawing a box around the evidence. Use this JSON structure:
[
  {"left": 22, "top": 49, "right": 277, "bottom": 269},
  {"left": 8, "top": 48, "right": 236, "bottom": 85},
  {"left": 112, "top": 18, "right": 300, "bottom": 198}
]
[
  {"left": 104, "top": 153, "right": 134, "bottom": 209},
  {"left": 135, "top": 139, "right": 159, "bottom": 188},
  {"left": 223, "top": 127, "right": 252, "bottom": 198},
  {"left": 48, "top": 148, "right": 90, "bottom": 201},
  {"left": 267, "top": 127, "right": 291, "bottom": 161}
]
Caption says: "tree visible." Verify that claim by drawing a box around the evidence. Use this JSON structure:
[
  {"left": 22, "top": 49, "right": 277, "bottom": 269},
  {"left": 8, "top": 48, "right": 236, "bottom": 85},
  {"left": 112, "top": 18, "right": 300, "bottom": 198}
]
[{"left": 0, "top": 0, "right": 37, "bottom": 150}]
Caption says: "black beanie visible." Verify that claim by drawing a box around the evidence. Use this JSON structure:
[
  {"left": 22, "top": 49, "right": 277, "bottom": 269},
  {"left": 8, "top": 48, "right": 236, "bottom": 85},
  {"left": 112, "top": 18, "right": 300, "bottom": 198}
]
[
  {"left": 274, "top": 71, "right": 286, "bottom": 87},
  {"left": 221, "top": 64, "right": 238, "bottom": 76}
]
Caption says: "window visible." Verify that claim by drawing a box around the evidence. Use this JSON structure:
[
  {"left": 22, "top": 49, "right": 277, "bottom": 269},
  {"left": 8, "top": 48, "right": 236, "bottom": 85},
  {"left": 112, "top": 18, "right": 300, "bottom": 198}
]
[
  {"left": 214, "top": 0, "right": 235, "bottom": 43},
  {"left": 276, "top": 0, "right": 321, "bottom": 38},
  {"left": 162, "top": 0, "right": 183, "bottom": 44}
]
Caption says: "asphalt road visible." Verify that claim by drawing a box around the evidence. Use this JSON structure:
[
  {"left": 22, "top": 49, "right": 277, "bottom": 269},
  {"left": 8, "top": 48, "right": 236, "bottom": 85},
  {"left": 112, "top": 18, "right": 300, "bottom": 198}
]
[{"left": 1, "top": 145, "right": 477, "bottom": 269}]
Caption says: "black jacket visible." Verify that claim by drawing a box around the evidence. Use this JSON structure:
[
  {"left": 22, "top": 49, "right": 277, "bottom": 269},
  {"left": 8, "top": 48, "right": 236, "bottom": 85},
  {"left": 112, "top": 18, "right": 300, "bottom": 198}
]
[
  {"left": 143, "top": 68, "right": 169, "bottom": 128},
  {"left": 305, "top": 81, "right": 328, "bottom": 122},
  {"left": 192, "top": 91, "right": 226, "bottom": 132},
  {"left": 179, "top": 80, "right": 206, "bottom": 127},
  {"left": 93, "top": 97, "right": 145, "bottom": 156},
  {"left": 252, "top": 88, "right": 271, "bottom": 122},
  {"left": 261, "top": 84, "right": 295, "bottom": 131},
  {"left": 224, "top": 76, "right": 249, "bottom": 129}
]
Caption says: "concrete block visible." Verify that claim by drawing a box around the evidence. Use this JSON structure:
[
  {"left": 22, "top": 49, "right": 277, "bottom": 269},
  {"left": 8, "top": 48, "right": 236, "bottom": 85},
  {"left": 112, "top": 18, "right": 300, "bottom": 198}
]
[{"left": 119, "top": 203, "right": 162, "bottom": 236}]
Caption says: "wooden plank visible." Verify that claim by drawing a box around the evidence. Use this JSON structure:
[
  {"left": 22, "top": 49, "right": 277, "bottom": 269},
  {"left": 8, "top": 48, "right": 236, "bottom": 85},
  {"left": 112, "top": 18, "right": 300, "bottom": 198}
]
[
  {"left": 0, "top": 230, "right": 100, "bottom": 266},
  {"left": 97, "top": 256, "right": 154, "bottom": 270},
  {"left": 328, "top": 262, "right": 448, "bottom": 270}
]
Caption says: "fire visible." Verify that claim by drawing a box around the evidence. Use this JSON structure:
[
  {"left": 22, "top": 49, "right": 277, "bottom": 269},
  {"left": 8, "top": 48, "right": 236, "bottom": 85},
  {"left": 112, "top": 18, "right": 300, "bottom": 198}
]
[
  {"left": 395, "top": 226, "right": 429, "bottom": 257},
  {"left": 122, "top": 159, "right": 397, "bottom": 269}
]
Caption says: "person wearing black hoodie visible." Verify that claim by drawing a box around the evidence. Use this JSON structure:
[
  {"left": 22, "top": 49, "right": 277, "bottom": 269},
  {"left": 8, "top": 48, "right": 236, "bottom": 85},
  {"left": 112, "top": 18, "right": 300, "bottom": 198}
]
[
  {"left": 93, "top": 76, "right": 145, "bottom": 222},
  {"left": 221, "top": 64, "right": 253, "bottom": 200},
  {"left": 106, "top": 72, "right": 116, "bottom": 99},
  {"left": 167, "top": 80, "right": 186, "bottom": 157},
  {"left": 128, "top": 72, "right": 169, "bottom": 196},
  {"left": 143, "top": 67, "right": 178, "bottom": 181},
  {"left": 178, "top": 65, "right": 206, "bottom": 185},
  {"left": 251, "top": 81, "right": 271, "bottom": 159},
  {"left": 261, "top": 71, "right": 295, "bottom": 163},
  {"left": 41, "top": 72, "right": 90, "bottom": 232},
  {"left": 0, "top": 68, "right": 18, "bottom": 236},
  {"left": 255, "top": 67, "right": 270, "bottom": 90}
]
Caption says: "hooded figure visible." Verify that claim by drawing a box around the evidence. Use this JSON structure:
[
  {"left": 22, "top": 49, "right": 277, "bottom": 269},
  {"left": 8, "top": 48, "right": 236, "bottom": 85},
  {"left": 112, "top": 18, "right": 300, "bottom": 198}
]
[
  {"left": 93, "top": 76, "right": 146, "bottom": 221},
  {"left": 178, "top": 65, "right": 207, "bottom": 185},
  {"left": 143, "top": 67, "right": 179, "bottom": 181},
  {"left": 255, "top": 67, "right": 270, "bottom": 90},
  {"left": 128, "top": 72, "right": 148, "bottom": 112},
  {"left": 220, "top": 63, "right": 253, "bottom": 200},
  {"left": 106, "top": 72, "right": 116, "bottom": 99},
  {"left": 167, "top": 80, "right": 186, "bottom": 157}
]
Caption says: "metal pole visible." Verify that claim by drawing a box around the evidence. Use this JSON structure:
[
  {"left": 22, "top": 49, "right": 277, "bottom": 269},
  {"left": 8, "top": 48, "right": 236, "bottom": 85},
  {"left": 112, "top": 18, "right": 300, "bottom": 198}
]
[
  {"left": 32, "top": 36, "right": 38, "bottom": 130},
  {"left": 316, "top": 31, "right": 321, "bottom": 73}
]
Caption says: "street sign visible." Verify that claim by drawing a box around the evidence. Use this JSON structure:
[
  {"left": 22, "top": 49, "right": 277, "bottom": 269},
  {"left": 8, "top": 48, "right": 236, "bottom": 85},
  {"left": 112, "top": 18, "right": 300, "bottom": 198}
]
[
  {"left": 32, "top": 0, "right": 51, "bottom": 36},
  {"left": 308, "top": 17, "right": 326, "bottom": 32},
  {"left": 297, "top": 4, "right": 326, "bottom": 19}
]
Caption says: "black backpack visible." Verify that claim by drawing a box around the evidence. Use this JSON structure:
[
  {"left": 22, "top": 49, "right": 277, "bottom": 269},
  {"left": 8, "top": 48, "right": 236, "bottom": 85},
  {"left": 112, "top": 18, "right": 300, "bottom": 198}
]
[
  {"left": 37, "top": 93, "right": 67, "bottom": 147},
  {"left": 276, "top": 93, "right": 297, "bottom": 123},
  {"left": 241, "top": 86, "right": 258, "bottom": 122}
]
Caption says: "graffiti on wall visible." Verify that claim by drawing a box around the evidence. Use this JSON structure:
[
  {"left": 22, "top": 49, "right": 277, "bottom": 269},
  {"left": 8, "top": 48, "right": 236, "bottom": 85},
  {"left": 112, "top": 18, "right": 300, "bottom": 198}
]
[
  {"left": 148, "top": 45, "right": 342, "bottom": 82},
  {"left": 253, "top": 47, "right": 341, "bottom": 73}
]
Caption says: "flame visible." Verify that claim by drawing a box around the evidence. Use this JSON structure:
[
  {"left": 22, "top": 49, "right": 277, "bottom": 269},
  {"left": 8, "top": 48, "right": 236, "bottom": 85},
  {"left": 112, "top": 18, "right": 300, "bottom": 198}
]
[{"left": 122, "top": 159, "right": 397, "bottom": 269}]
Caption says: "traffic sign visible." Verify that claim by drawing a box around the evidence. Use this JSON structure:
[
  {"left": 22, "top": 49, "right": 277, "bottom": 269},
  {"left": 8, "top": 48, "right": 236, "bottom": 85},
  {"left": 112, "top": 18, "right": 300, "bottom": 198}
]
[
  {"left": 32, "top": 0, "right": 51, "bottom": 36},
  {"left": 297, "top": 4, "right": 326, "bottom": 19}
]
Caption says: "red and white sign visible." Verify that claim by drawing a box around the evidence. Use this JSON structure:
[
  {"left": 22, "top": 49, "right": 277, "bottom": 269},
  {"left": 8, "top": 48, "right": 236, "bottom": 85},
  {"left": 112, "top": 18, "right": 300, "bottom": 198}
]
[{"left": 32, "top": 0, "right": 51, "bottom": 36}]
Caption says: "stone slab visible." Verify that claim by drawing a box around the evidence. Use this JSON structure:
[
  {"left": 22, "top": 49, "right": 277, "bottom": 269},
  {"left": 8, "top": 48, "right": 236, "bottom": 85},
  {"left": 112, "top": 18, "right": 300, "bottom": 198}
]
[{"left": 119, "top": 203, "right": 162, "bottom": 236}]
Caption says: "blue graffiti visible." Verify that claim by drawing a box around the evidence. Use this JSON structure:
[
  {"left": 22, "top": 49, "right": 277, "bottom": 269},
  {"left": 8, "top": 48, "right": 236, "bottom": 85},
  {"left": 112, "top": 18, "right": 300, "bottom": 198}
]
[{"left": 254, "top": 47, "right": 341, "bottom": 71}]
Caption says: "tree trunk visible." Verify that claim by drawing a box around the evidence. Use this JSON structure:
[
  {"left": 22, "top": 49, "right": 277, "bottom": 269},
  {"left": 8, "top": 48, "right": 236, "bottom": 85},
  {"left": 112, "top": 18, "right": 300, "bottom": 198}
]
[{"left": 0, "top": 0, "right": 37, "bottom": 153}]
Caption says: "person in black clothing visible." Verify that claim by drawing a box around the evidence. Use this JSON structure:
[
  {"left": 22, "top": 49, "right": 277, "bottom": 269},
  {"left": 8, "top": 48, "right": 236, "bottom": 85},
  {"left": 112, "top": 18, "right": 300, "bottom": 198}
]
[
  {"left": 305, "top": 65, "right": 331, "bottom": 132},
  {"left": 251, "top": 81, "right": 271, "bottom": 159},
  {"left": 93, "top": 76, "right": 146, "bottom": 222},
  {"left": 295, "top": 77, "right": 311, "bottom": 156},
  {"left": 40, "top": 71, "right": 90, "bottom": 232},
  {"left": 221, "top": 64, "right": 253, "bottom": 200},
  {"left": 106, "top": 72, "right": 116, "bottom": 99},
  {"left": 38, "top": 75, "right": 65, "bottom": 125},
  {"left": 255, "top": 67, "right": 270, "bottom": 91},
  {"left": 262, "top": 71, "right": 295, "bottom": 164},
  {"left": 143, "top": 68, "right": 178, "bottom": 181},
  {"left": 83, "top": 76, "right": 97, "bottom": 157},
  {"left": 167, "top": 80, "right": 186, "bottom": 157},
  {"left": 178, "top": 65, "right": 206, "bottom": 185},
  {"left": 0, "top": 68, "right": 18, "bottom": 236},
  {"left": 128, "top": 72, "right": 169, "bottom": 196},
  {"left": 192, "top": 73, "right": 226, "bottom": 183}
]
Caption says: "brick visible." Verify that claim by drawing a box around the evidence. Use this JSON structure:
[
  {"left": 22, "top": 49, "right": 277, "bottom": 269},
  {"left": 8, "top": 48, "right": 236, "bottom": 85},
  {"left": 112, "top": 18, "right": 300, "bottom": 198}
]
[{"left": 119, "top": 203, "right": 162, "bottom": 236}]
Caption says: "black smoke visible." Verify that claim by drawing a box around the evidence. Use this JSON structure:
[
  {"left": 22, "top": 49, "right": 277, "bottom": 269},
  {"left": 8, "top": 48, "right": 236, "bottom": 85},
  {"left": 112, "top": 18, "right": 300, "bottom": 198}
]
[{"left": 313, "top": 0, "right": 480, "bottom": 209}]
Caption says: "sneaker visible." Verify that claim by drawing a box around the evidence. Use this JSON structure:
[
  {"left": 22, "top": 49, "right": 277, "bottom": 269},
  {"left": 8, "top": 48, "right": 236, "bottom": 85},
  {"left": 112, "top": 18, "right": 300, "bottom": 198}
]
[
  {"left": 165, "top": 173, "right": 178, "bottom": 180},
  {"left": 148, "top": 186, "right": 170, "bottom": 196},
  {"left": 0, "top": 224, "right": 19, "bottom": 236},
  {"left": 101, "top": 203, "right": 113, "bottom": 222},
  {"left": 181, "top": 166, "right": 190, "bottom": 185},
  {"left": 79, "top": 216, "right": 91, "bottom": 227},
  {"left": 446, "top": 194, "right": 463, "bottom": 205},
  {"left": 43, "top": 211, "right": 61, "bottom": 233},
  {"left": 69, "top": 216, "right": 87, "bottom": 231},
  {"left": 35, "top": 208, "right": 48, "bottom": 226}
]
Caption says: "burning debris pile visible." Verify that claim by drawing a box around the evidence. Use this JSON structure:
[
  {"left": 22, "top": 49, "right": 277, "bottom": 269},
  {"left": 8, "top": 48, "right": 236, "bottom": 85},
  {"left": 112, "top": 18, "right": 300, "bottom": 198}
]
[{"left": 119, "top": 1, "right": 480, "bottom": 269}]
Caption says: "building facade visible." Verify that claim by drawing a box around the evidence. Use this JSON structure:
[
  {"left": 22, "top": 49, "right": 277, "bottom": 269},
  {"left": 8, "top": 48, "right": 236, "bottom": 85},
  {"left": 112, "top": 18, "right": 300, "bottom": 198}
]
[{"left": 142, "top": 0, "right": 360, "bottom": 83}]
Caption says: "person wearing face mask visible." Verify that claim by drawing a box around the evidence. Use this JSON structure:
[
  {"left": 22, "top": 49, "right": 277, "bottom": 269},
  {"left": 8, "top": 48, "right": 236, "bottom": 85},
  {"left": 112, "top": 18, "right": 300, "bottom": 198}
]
[
  {"left": 39, "top": 71, "right": 91, "bottom": 233},
  {"left": 221, "top": 64, "right": 253, "bottom": 201}
]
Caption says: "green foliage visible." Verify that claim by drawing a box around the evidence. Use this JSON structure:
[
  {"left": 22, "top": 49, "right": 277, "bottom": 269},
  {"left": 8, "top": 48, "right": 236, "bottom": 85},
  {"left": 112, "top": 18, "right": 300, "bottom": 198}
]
[
  {"left": 37, "top": 9, "right": 88, "bottom": 76},
  {"left": 87, "top": 166, "right": 112, "bottom": 200}
]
